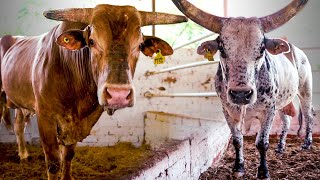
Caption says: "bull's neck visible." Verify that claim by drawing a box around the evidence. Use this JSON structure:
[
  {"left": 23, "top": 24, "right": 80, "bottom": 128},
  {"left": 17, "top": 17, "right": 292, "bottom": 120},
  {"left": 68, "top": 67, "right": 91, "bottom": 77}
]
[{"left": 52, "top": 23, "right": 100, "bottom": 119}]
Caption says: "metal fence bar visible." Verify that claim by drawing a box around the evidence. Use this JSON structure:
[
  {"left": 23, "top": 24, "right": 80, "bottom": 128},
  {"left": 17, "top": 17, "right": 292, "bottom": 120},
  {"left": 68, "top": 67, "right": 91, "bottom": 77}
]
[
  {"left": 144, "top": 91, "right": 218, "bottom": 98},
  {"left": 301, "top": 47, "right": 320, "bottom": 51},
  {"left": 145, "top": 60, "right": 220, "bottom": 76},
  {"left": 173, "top": 33, "right": 216, "bottom": 50}
]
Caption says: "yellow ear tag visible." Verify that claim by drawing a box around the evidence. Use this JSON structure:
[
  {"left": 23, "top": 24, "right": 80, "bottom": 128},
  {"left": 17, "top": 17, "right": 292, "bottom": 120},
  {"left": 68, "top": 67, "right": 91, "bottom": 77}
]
[
  {"left": 63, "top": 37, "right": 70, "bottom": 44},
  {"left": 204, "top": 49, "right": 214, "bottom": 61},
  {"left": 154, "top": 49, "right": 165, "bottom": 65}
]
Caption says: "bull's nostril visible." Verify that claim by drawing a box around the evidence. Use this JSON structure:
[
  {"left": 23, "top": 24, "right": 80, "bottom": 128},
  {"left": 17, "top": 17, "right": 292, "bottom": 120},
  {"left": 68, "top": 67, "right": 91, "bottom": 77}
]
[
  {"left": 245, "top": 90, "right": 253, "bottom": 100},
  {"left": 126, "top": 90, "right": 133, "bottom": 100},
  {"left": 229, "top": 89, "right": 253, "bottom": 104},
  {"left": 105, "top": 89, "right": 112, "bottom": 100},
  {"left": 229, "top": 90, "right": 236, "bottom": 99}
]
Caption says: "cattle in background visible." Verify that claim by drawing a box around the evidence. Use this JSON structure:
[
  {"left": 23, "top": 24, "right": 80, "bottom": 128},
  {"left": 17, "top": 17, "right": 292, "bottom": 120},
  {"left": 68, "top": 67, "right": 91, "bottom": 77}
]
[
  {"left": 0, "top": 35, "right": 32, "bottom": 160},
  {"left": 172, "top": 0, "right": 313, "bottom": 179},
  {"left": 1, "top": 4, "right": 187, "bottom": 179}
]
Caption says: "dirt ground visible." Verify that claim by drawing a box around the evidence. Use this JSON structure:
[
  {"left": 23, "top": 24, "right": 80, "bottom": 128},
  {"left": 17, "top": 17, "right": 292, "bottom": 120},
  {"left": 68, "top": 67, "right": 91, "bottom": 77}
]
[
  {"left": 199, "top": 136, "right": 320, "bottom": 180},
  {"left": 1, "top": 137, "right": 319, "bottom": 179},
  {"left": 0, "top": 142, "right": 159, "bottom": 180}
]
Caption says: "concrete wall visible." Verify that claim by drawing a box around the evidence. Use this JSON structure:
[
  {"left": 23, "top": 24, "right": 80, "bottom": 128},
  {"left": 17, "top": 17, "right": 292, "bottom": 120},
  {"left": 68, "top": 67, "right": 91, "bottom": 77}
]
[
  {"left": 134, "top": 111, "right": 230, "bottom": 180},
  {"left": 78, "top": 48, "right": 225, "bottom": 147}
]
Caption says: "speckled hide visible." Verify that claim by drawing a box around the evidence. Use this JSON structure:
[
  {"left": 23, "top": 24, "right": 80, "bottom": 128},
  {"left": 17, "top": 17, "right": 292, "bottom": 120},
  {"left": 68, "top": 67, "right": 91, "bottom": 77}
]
[{"left": 172, "top": 0, "right": 312, "bottom": 179}]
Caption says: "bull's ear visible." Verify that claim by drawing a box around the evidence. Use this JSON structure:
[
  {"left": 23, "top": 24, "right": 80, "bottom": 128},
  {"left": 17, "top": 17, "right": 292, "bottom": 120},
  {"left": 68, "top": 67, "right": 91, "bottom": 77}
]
[
  {"left": 265, "top": 38, "right": 290, "bottom": 55},
  {"left": 56, "top": 30, "right": 87, "bottom": 50},
  {"left": 140, "top": 36, "right": 173, "bottom": 57},
  {"left": 197, "top": 40, "right": 219, "bottom": 56}
]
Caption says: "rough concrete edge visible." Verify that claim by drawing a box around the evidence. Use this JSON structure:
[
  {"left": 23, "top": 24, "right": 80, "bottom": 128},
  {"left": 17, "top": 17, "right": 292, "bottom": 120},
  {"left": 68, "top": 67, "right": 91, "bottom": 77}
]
[
  {"left": 210, "top": 134, "right": 231, "bottom": 167},
  {"left": 132, "top": 113, "right": 230, "bottom": 179},
  {"left": 187, "top": 123, "right": 231, "bottom": 179},
  {"left": 129, "top": 139, "right": 187, "bottom": 180}
]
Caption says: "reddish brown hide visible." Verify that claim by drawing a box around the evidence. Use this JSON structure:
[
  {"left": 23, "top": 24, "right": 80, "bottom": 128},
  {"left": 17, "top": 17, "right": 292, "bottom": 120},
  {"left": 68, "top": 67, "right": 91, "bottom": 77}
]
[{"left": 1, "top": 4, "right": 186, "bottom": 179}]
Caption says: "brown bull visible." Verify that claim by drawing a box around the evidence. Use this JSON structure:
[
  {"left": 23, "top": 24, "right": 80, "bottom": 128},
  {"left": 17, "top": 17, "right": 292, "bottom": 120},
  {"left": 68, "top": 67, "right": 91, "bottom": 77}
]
[{"left": 1, "top": 4, "right": 187, "bottom": 179}]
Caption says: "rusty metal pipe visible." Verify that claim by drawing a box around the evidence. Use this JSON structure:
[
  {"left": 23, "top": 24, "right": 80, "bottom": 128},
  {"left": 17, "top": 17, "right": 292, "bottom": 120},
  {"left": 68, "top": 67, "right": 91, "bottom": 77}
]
[
  {"left": 145, "top": 60, "right": 219, "bottom": 76},
  {"left": 144, "top": 91, "right": 218, "bottom": 98}
]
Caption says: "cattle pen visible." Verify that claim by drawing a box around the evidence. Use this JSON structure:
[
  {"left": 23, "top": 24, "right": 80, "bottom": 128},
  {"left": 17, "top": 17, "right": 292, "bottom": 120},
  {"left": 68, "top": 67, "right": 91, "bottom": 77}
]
[{"left": 1, "top": 0, "right": 320, "bottom": 179}]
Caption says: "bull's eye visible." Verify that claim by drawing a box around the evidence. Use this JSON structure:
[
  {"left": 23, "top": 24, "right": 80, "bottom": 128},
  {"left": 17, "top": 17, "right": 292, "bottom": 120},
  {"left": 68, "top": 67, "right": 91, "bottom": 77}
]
[
  {"left": 257, "top": 46, "right": 265, "bottom": 59},
  {"left": 260, "top": 46, "right": 265, "bottom": 55},
  {"left": 89, "top": 39, "right": 95, "bottom": 47}
]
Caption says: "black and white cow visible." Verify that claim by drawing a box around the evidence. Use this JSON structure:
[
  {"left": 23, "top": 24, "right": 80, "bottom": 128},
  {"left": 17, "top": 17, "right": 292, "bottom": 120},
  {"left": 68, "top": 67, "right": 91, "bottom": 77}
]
[{"left": 172, "top": 0, "right": 314, "bottom": 179}]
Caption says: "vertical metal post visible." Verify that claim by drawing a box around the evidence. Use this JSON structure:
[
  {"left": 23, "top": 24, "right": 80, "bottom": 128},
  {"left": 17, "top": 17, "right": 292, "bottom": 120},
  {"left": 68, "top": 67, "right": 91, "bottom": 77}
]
[
  {"left": 152, "top": 0, "right": 156, "bottom": 36},
  {"left": 224, "top": 0, "right": 228, "bottom": 17}
]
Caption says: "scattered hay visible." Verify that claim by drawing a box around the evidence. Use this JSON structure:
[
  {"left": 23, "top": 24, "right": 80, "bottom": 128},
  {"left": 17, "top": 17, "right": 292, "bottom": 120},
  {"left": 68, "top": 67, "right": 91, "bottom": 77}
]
[
  {"left": 200, "top": 136, "right": 320, "bottom": 179},
  {"left": 0, "top": 142, "right": 156, "bottom": 179}
]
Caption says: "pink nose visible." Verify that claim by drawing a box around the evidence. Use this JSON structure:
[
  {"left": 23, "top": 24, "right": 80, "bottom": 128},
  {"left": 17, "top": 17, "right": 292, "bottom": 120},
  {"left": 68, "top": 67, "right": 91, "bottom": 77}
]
[{"left": 105, "top": 88, "right": 132, "bottom": 108}]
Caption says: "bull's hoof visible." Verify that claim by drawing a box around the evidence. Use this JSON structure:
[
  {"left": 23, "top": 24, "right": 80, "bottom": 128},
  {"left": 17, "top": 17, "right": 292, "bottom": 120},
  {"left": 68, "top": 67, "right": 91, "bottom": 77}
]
[
  {"left": 301, "top": 139, "right": 312, "bottom": 150},
  {"left": 275, "top": 143, "right": 285, "bottom": 154},
  {"left": 257, "top": 165, "right": 269, "bottom": 180},
  {"left": 27, "top": 156, "right": 32, "bottom": 161},
  {"left": 232, "top": 162, "right": 245, "bottom": 178},
  {"left": 20, "top": 155, "right": 32, "bottom": 162},
  {"left": 48, "top": 160, "right": 60, "bottom": 174},
  {"left": 233, "top": 171, "right": 245, "bottom": 178},
  {"left": 301, "top": 143, "right": 312, "bottom": 150}
]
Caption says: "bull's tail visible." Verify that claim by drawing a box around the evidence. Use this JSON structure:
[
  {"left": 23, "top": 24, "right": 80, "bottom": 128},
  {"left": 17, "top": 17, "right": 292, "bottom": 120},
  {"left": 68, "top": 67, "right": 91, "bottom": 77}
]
[{"left": 297, "top": 106, "right": 303, "bottom": 138}]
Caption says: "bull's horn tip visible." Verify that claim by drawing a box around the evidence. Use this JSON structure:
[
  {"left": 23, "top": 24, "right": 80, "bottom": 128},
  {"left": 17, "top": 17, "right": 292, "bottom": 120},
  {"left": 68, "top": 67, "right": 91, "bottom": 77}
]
[
  {"left": 43, "top": 10, "right": 54, "bottom": 18},
  {"left": 182, "top": 16, "right": 188, "bottom": 22}
]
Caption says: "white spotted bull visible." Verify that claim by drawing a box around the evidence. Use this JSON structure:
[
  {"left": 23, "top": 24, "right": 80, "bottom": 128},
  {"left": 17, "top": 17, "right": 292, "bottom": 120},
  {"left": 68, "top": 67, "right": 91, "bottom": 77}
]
[
  {"left": 1, "top": 4, "right": 187, "bottom": 179},
  {"left": 172, "top": 0, "right": 314, "bottom": 179}
]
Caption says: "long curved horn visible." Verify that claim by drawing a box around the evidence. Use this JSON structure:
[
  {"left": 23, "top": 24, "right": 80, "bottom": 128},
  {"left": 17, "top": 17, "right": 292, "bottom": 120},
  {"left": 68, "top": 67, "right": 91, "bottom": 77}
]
[
  {"left": 260, "top": 0, "right": 309, "bottom": 33},
  {"left": 172, "top": 0, "right": 226, "bottom": 33},
  {"left": 139, "top": 11, "right": 187, "bottom": 26},
  {"left": 43, "top": 8, "right": 93, "bottom": 24}
]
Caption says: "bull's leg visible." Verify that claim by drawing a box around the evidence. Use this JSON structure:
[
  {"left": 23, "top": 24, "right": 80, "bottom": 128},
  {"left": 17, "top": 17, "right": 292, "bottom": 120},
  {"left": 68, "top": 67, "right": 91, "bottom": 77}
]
[
  {"left": 256, "top": 108, "right": 275, "bottom": 179},
  {"left": 14, "top": 109, "right": 29, "bottom": 160},
  {"left": 298, "top": 75, "right": 314, "bottom": 149},
  {"left": 223, "top": 110, "right": 245, "bottom": 177},
  {"left": 299, "top": 99, "right": 314, "bottom": 149},
  {"left": 231, "top": 131, "right": 245, "bottom": 178},
  {"left": 275, "top": 111, "right": 291, "bottom": 153},
  {"left": 61, "top": 144, "right": 76, "bottom": 180},
  {"left": 37, "top": 115, "right": 60, "bottom": 180}
]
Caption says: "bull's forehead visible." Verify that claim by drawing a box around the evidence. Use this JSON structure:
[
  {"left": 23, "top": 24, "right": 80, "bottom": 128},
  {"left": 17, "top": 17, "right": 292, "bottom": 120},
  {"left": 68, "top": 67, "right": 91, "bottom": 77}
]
[
  {"left": 221, "top": 18, "right": 264, "bottom": 59},
  {"left": 90, "top": 5, "right": 142, "bottom": 46}
]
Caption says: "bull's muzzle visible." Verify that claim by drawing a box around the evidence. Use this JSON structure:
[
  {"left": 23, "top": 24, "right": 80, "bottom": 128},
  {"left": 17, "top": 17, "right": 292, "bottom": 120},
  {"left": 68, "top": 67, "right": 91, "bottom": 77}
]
[
  {"left": 105, "top": 87, "right": 133, "bottom": 106},
  {"left": 228, "top": 89, "right": 253, "bottom": 105},
  {"left": 100, "top": 84, "right": 134, "bottom": 115}
]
